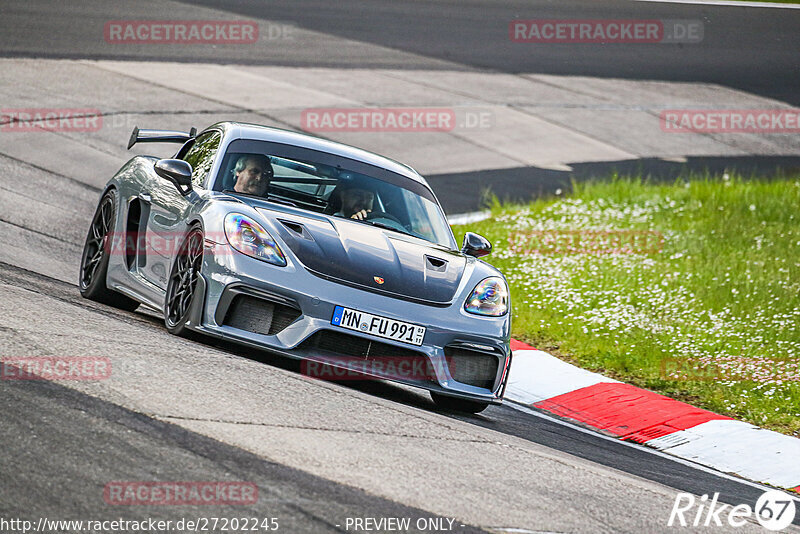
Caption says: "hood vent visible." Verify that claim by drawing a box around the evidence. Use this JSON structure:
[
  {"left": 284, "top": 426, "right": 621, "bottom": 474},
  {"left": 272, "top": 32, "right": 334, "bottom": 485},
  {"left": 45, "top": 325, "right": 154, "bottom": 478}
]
[
  {"left": 278, "top": 219, "right": 312, "bottom": 240},
  {"left": 425, "top": 255, "right": 448, "bottom": 272}
]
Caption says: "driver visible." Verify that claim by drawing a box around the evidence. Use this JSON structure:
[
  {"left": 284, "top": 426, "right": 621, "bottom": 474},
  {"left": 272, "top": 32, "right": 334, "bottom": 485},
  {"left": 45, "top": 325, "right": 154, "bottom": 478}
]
[
  {"left": 233, "top": 154, "right": 273, "bottom": 196},
  {"left": 335, "top": 185, "right": 375, "bottom": 220}
]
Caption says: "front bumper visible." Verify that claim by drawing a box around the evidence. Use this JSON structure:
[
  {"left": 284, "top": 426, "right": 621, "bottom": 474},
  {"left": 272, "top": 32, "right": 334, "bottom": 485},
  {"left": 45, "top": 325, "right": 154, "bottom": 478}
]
[{"left": 188, "top": 243, "right": 512, "bottom": 403}]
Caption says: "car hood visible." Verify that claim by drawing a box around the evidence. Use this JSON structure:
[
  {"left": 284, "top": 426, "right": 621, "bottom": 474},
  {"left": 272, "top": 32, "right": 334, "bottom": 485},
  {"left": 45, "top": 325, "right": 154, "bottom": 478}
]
[{"left": 258, "top": 208, "right": 466, "bottom": 304}]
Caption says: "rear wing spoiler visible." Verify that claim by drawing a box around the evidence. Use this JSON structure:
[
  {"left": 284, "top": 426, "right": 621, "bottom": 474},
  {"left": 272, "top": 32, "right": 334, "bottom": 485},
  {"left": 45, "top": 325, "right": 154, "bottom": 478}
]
[{"left": 127, "top": 126, "right": 197, "bottom": 150}]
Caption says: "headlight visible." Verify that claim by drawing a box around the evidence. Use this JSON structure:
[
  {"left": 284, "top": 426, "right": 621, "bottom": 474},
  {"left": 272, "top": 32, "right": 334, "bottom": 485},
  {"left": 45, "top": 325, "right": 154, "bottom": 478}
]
[
  {"left": 464, "top": 277, "right": 509, "bottom": 316},
  {"left": 224, "top": 213, "right": 286, "bottom": 266}
]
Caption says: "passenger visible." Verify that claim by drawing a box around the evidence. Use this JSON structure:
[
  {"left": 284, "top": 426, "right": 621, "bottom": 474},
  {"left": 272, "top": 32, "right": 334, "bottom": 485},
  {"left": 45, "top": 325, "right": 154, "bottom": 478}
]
[{"left": 334, "top": 185, "right": 375, "bottom": 220}]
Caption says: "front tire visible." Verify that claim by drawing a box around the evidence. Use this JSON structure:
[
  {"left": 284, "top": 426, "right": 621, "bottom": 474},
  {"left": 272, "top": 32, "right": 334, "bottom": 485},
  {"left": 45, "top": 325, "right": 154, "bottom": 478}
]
[
  {"left": 164, "top": 225, "right": 204, "bottom": 338},
  {"left": 79, "top": 189, "right": 140, "bottom": 312},
  {"left": 431, "top": 392, "right": 490, "bottom": 414}
]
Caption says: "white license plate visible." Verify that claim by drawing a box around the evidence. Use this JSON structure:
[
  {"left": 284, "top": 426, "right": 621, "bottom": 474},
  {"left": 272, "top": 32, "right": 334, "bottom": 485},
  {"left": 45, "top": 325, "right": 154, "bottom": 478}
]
[{"left": 331, "top": 306, "right": 426, "bottom": 346}]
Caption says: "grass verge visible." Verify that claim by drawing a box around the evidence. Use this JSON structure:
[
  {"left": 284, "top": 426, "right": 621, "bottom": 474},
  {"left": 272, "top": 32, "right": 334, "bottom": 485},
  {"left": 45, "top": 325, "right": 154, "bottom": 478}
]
[{"left": 452, "top": 174, "right": 800, "bottom": 436}]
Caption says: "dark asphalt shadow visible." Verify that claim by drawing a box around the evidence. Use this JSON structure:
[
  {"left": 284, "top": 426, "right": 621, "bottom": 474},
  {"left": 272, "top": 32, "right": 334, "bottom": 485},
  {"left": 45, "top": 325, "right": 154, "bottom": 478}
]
[
  {"left": 175, "top": 0, "right": 800, "bottom": 106},
  {"left": 1, "top": 1, "right": 798, "bottom": 105},
  {"left": 429, "top": 155, "right": 800, "bottom": 214},
  {"left": 0, "top": 373, "right": 488, "bottom": 533}
]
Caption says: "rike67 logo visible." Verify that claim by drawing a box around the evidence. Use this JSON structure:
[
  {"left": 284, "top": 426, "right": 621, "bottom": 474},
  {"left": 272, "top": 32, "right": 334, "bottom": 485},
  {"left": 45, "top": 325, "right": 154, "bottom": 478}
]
[{"left": 668, "top": 490, "right": 797, "bottom": 531}]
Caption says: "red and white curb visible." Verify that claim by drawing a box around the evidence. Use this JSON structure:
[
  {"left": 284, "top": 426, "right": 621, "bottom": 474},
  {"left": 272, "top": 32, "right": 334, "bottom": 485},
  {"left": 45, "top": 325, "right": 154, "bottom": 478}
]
[{"left": 507, "top": 339, "right": 800, "bottom": 494}]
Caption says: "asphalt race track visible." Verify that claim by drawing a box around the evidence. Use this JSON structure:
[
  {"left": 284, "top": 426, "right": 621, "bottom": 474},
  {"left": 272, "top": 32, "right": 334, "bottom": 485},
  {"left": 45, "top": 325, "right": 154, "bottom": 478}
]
[
  {"left": 1, "top": 1, "right": 799, "bottom": 532},
  {"left": 0, "top": 262, "right": 785, "bottom": 532},
  {"left": 4, "top": 0, "right": 799, "bottom": 104}
]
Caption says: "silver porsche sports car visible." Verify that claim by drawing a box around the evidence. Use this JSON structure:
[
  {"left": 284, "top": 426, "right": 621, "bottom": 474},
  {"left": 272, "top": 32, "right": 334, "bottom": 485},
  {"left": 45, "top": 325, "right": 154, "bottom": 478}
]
[{"left": 79, "top": 122, "right": 511, "bottom": 413}]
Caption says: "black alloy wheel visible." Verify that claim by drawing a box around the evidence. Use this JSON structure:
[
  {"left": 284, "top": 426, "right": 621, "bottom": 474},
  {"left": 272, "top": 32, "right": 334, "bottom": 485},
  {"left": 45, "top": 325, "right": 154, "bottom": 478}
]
[
  {"left": 164, "top": 225, "right": 204, "bottom": 337},
  {"left": 78, "top": 189, "right": 139, "bottom": 311}
]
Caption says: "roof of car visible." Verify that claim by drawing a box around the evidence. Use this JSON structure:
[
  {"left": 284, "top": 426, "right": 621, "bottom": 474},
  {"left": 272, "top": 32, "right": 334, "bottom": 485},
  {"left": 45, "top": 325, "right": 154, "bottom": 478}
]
[{"left": 209, "top": 122, "right": 427, "bottom": 185}]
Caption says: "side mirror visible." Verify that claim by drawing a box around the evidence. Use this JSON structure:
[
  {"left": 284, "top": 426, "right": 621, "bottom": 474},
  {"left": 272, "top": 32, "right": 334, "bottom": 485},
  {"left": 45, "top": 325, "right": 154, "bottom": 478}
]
[
  {"left": 461, "top": 232, "right": 492, "bottom": 258},
  {"left": 154, "top": 159, "right": 193, "bottom": 195}
]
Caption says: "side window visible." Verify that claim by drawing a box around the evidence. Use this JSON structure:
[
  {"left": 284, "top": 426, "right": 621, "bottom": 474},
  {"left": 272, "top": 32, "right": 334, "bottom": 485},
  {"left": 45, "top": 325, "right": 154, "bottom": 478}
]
[
  {"left": 182, "top": 131, "right": 221, "bottom": 188},
  {"left": 175, "top": 138, "right": 195, "bottom": 160}
]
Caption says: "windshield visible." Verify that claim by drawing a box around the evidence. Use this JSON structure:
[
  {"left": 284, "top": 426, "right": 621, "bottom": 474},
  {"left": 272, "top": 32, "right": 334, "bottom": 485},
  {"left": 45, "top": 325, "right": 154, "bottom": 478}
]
[{"left": 214, "top": 139, "right": 455, "bottom": 248}]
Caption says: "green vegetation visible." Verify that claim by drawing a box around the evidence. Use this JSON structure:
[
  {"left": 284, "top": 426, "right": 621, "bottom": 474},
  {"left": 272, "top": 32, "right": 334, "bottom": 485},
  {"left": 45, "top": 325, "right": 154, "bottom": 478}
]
[{"left": 453, "top": 175, "right": 800, "bottom": 435}]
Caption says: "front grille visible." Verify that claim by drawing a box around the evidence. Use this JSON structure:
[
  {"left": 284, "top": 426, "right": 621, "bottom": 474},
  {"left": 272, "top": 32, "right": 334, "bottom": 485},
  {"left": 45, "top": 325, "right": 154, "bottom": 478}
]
[
  {"left": 222, "top": 295, "right": 300, "bottom": 336},
  {"left": 298, "top": 330, "right": 436, "bottom": 382},
  {"left": 300, "top": 330, "right": 419, "bottom": 359},
  {"left": 444, "top": 347, "right": 498, "bottom": 389}
]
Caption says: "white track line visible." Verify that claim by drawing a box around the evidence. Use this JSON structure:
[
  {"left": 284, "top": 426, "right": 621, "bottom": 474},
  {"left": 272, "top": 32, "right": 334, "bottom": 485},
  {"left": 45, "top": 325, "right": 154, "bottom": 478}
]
[
  {"left": 646, "top": 419, "right": 800, "bottom": 489},
  {"left": 505, "top": 401, "right": 794, "bottom": 496},
  {"left": 447, "top": 211, "right": 491, "bottom": 225},
  {"left": 636, "top": 0, "right": 800, "bottom": 9},
  {"left": 505, "top": 349, "right": 617, "bottom": 404}
]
